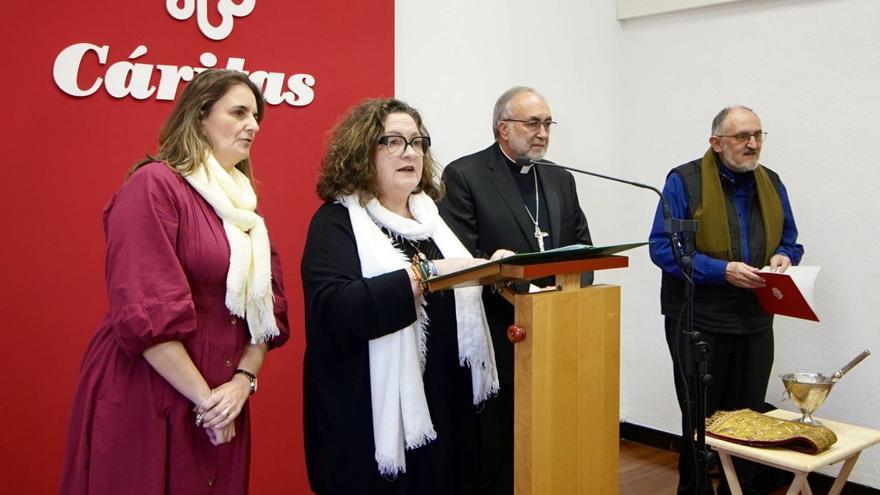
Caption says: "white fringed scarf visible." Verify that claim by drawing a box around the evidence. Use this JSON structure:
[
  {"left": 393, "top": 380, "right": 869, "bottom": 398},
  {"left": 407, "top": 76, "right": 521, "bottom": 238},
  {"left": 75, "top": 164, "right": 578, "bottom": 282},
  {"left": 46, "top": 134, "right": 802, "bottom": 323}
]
[
  {"left": 184, "top": 154, "right": 279, "bottom": 344},
  {"left": 339, "top": 192, "right": 499, "bottom": 477}
]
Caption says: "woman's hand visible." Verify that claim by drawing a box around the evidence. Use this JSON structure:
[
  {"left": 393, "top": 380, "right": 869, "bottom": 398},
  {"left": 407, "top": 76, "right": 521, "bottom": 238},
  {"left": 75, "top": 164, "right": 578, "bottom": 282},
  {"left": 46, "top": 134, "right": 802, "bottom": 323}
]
[
  {"left": 196, "top": 375, "right": 252, "bottom": 429},
  {"left": 406, "top": 257, "right": 495, "bottom": 298},
  {"left": 433, "top": 257, "right": 488, "bottom": 276},
  {"left": 206, "top": 421, "right": 236, "bottom": 446}
]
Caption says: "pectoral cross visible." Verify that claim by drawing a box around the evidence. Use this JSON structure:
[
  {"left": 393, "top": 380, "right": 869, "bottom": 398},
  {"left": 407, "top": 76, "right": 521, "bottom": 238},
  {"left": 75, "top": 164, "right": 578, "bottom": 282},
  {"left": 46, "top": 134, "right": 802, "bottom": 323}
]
[{"left": 534, "top": 225, "right": 549, "bottom": 252}]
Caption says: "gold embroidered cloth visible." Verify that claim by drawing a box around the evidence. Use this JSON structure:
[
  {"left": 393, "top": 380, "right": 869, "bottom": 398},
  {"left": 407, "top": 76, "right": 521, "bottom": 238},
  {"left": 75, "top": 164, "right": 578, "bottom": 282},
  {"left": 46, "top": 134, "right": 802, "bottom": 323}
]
[{"left": 706, "top": 409, "right": 837, "bottom": 455}]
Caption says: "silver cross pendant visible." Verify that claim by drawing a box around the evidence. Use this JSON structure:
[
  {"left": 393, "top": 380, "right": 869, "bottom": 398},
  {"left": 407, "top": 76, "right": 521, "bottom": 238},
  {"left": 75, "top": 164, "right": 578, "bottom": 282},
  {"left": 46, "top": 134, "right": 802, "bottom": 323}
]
[{"left": 534, "top": 225, "right": 549, "bottom": 252}]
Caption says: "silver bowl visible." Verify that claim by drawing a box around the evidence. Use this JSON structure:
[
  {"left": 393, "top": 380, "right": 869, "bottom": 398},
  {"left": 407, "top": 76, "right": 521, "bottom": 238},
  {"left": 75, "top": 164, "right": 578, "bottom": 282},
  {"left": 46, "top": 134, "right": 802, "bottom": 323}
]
[{"left": 780, "top": 372, "right": 834, "bottom": 426}]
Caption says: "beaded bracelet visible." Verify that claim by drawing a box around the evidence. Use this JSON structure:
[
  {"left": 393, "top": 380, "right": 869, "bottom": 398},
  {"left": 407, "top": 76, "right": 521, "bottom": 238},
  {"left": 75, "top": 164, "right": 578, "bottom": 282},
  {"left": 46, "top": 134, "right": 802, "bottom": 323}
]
[
  {"left": 410, "top": 256, "right": 432, "bottom": 294},
  {"left": 413, "top": 256, "right": 432, "bottom": 280}
]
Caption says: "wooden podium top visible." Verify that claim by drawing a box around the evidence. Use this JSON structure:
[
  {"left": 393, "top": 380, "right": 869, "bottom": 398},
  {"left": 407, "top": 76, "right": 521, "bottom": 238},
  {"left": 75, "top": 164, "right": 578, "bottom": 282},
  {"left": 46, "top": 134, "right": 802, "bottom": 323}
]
[{"left": 425, "top": 255, "right": 630, "bottom": 292}]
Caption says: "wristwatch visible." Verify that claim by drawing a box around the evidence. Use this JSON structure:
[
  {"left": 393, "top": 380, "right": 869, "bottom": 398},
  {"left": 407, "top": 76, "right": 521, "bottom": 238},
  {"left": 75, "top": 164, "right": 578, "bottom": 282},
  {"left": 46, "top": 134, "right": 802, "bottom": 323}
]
[{"left": 234, "top": 368, "right": 258, "bottom": 395}]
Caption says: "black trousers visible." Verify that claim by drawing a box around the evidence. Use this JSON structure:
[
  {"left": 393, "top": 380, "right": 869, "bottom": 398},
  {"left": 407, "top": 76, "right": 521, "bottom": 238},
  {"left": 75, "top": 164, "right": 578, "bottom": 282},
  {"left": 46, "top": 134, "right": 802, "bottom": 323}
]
[
  {"left": 664, "top": 317, "right": 774, "bottom": 495},
  {"left": 475, "top": 385, "right": 514, "bottom": 495}
]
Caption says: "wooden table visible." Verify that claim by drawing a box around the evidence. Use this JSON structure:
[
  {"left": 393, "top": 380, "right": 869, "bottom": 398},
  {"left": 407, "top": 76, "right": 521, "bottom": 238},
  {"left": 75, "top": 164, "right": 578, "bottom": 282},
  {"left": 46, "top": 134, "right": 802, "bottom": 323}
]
[{"left": 705, "top": 409, "right": 880, "bottom": 495}]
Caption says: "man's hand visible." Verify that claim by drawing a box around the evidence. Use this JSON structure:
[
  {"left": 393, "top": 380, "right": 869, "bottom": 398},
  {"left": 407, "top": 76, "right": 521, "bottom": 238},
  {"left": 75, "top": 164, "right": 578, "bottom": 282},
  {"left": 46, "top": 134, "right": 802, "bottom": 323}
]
[
  {"left": 768, "top": 254, "right": 792, "bottom": 273},
  {"left": 724, "top": 261, "right": 766, "bottom": 289},
  {"left": 489, "top": 249, "right": 515, "bottom": 261}
]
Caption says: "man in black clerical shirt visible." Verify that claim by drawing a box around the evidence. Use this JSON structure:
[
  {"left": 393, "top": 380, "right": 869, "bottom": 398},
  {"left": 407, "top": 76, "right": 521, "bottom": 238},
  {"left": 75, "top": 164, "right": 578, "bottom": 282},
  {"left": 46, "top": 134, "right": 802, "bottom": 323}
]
[{"left": 439, "top": 86, "right": 592, "bottom": 494}]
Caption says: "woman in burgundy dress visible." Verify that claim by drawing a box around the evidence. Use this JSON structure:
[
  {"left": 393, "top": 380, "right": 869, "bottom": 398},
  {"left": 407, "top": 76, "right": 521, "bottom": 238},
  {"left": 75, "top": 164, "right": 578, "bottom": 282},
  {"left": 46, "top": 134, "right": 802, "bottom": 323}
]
[{"left": 59, "top": 69, "right": 290, "bottom": 495}]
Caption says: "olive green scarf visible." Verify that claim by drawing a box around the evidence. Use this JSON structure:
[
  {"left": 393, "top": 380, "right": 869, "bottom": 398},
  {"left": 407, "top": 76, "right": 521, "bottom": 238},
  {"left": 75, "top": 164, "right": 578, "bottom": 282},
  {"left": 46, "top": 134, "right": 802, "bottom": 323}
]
[{"left": 694, "top": 149, "right": 783, "bottom": 265}]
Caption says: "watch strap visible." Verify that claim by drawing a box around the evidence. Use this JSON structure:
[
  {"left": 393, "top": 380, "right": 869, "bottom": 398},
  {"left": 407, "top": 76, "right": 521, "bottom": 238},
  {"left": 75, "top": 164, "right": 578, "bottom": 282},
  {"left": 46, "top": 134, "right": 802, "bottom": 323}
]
[{"left": 234, "top": 368, "right": 257, "bottom": 395}]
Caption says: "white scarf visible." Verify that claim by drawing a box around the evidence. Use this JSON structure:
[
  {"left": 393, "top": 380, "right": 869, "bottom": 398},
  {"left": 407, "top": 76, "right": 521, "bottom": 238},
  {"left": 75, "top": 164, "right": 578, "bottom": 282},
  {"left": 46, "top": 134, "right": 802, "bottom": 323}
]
[
  {"left": 184, "top": 154, "right": 279, "bottom": 344},
  {"left": 339, "top": 192, "right": 499, "bottom": 477}
]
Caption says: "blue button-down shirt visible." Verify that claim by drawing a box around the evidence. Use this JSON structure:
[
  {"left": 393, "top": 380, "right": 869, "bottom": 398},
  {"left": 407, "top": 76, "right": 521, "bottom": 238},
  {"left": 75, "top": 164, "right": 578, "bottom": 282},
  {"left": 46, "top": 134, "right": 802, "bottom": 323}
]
[{"left": 649, "top": 161, "right": 804, "bottom": 284}]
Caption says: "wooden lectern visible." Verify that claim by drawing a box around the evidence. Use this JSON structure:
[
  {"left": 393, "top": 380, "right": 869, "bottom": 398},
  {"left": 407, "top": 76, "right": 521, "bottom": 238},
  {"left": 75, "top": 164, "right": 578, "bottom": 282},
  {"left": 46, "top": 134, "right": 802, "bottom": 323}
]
[{"left": 426, "top": 252, "right": 630, "bottom": 495}]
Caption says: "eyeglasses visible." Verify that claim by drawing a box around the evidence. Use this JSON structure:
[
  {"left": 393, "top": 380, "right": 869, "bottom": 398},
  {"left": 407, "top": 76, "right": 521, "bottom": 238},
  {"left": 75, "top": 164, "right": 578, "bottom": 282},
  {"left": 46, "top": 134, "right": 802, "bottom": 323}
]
[
  {"left": 378, "top": 135, "right": 431, "bottom": 155},
  {"left": 714, "top": 131, "right": 767, "bottom": 144},
  {"left": 503, "top": 119, "right": 557, "bottom": 132}
]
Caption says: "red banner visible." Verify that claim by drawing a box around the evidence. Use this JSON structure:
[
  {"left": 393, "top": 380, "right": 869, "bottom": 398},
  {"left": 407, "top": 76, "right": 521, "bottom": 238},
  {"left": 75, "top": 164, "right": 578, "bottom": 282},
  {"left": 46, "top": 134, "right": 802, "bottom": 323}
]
[{"left": 1, "top": 1, "right": 393, "bottom": 492}]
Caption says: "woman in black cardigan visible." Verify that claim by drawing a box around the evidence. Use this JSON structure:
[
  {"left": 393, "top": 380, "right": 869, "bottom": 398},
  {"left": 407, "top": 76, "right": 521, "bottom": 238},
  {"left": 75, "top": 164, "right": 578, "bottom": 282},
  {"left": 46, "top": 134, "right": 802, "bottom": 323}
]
[{"left": 300, "top": 98, "right": 511, "bottom": 494}]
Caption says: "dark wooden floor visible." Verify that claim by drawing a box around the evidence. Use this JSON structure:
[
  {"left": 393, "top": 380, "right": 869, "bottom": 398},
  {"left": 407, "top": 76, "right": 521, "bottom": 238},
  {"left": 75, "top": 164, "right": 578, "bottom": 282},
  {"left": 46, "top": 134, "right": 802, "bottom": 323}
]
[
  {"left": 620, "top": 439, "right": 680, "bottom": 494},
  {"left": 619, "top": 440, "right": 793, "bottom": 495}
]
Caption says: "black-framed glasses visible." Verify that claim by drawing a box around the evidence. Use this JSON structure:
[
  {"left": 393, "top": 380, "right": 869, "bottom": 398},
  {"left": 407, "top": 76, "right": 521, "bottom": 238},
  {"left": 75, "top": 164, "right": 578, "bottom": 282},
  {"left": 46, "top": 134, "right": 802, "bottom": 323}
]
[
  {"left": 715, "top": 131, "right": 767, "bottom": 144},
  {"left": 503, "top": 119, "right": 557, "bottom": 132},
  {"left": 378, "top": 135, "right": 431, "bottom": 155}
]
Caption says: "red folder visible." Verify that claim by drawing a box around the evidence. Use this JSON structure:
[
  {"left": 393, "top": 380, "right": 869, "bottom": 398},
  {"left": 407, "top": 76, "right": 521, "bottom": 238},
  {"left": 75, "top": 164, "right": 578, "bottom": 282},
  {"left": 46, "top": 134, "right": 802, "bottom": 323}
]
[{"left": 753, "top": 272, "right": 819, "bottom": 321}]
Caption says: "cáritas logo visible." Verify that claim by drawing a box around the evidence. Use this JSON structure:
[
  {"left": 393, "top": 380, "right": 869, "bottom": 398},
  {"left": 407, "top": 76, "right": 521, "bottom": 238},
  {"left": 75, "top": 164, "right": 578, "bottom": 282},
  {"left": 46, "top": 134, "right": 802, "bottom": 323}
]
[
  {"left": 166, "top": 0, "right": 255, "bottom": 41},
  {"left": 52, "top": 0, "right": 315, "bottom": 107}
]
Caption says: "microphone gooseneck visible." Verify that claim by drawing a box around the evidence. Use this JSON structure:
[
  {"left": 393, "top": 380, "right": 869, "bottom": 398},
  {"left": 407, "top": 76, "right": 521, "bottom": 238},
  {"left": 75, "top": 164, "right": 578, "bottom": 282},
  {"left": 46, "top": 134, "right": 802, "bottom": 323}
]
[
  {"left": 520, "top": 155, "right": 696, "bottom": 267},
  {"left": 519, "top": 157, "right": 672, "bottom": 220}
]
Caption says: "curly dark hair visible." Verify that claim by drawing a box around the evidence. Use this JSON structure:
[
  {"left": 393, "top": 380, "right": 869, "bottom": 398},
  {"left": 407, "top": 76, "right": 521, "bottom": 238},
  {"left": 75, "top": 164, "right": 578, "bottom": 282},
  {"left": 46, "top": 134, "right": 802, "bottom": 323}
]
[{"left": 317, "top": 98, "right": 443, "bottom": 204}]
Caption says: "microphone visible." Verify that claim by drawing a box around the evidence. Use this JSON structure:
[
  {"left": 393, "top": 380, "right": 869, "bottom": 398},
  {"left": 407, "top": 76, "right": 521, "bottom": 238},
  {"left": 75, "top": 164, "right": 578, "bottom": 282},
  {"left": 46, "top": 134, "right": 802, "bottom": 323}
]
[
  {"left": 518, "top": 156, "right": 697, "bottom": 268},
  {"left": 516, "top": 156, "right": 673, "bottom": 220}
]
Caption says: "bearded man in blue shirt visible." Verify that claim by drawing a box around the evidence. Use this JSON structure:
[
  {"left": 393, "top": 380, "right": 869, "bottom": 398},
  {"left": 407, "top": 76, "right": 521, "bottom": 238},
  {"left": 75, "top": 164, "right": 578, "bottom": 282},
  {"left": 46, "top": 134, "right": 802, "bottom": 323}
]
[{"left": 649, "top": 105, "right": 804, "bottom": 495}]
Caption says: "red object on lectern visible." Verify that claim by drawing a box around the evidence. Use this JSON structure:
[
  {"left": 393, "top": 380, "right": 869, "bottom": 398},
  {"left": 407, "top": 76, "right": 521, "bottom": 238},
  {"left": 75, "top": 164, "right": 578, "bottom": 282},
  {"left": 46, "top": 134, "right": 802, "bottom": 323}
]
[{"left": 507, "top": 324, "right": 526, "bottom": 343}]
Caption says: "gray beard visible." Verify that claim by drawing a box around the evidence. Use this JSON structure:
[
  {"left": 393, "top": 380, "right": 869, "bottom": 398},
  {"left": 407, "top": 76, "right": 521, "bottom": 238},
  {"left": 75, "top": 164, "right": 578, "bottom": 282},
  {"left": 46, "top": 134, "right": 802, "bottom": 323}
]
[
  {"left": 722, "top": 150, "right": 759, "bottom": 172},
  {"left": 525, "top": 149, "right": 547, "bottom": 161}
]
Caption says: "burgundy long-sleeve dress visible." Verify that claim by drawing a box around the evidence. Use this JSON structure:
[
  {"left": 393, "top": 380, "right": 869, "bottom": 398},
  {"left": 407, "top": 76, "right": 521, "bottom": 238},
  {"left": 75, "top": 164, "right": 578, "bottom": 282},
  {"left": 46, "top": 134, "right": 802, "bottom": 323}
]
[{"left": 59, "top": 163, "right": 289, "bottom": 495}]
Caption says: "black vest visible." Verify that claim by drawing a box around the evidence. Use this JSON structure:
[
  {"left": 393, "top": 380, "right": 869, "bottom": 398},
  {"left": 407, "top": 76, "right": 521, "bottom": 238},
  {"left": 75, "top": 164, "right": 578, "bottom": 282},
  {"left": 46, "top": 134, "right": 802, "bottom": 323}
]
[{"left": 660, "top": 159, "right": 782, "bottom": 334}]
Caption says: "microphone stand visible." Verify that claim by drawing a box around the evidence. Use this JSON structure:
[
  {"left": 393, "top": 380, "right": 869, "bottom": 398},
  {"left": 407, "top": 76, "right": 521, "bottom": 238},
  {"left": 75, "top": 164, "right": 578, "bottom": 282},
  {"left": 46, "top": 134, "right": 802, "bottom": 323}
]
[
  {"left": 665, "top": 217, "right": 714, "bottom": 495},
  {"left": 525, "top": 158, "right": 714, "bottom": 493}
]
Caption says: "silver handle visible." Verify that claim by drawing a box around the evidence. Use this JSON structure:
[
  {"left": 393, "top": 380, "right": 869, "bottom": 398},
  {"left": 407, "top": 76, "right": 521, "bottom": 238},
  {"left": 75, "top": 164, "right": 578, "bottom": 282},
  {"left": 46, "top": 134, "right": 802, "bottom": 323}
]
[{"left": 833, "top": 349, "right": 871, "bottom": 381}]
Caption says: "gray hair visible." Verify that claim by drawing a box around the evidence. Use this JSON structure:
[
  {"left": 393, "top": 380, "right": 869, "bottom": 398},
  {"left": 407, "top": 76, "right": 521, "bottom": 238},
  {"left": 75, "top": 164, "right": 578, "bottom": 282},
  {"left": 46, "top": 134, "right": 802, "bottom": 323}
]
[
  {"left": 711, "top": 105, "right": 755, "bottom": 135},
  {"left": 492, "top": 86, "right": 542, "bottom": 139}
]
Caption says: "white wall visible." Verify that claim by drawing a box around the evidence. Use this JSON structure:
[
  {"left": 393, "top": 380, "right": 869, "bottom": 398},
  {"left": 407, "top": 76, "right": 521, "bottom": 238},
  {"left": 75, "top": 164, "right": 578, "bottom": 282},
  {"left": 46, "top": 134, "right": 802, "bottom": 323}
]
[{"left": 397, "top": 0, "right": 880, "bottom": 487}]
